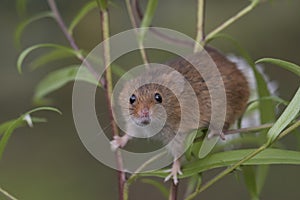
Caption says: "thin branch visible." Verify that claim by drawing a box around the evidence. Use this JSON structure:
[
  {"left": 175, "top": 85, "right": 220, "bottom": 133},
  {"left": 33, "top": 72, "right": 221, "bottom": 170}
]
[
  {"left": 124, "top": 151, "right": 167, "bottom": 200},
  {"left": 194, "top": 0, "right": 205, "bottom": 52},
  {"left": 224, "top": 123, "right": 273, "bottom": 135},
  {"left": 97, "top": 2, "right": 126, "bottom": 200},
  {"left": 132, "top": 0, "right": 142, "bottom": 25},
  {"left": 47, "top": 0, "right": 101, "bottom": 84},
  {"left": 204, "top": 0, "right": 260, "bottom": 43},
  {"left": 169, "top": 182, "right": 178, "bottom": 200},
  {"left": 194, "top": 123, "right": 273, "bottom": 143},
  {"left": 0, "top": 187, "right": 18, "bottom": 200}
]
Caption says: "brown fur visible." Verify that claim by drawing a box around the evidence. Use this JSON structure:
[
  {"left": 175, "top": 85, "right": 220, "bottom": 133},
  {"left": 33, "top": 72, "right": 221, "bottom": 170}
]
[{"left": 119, "top": 47, "right": 250, "bottom": 157}]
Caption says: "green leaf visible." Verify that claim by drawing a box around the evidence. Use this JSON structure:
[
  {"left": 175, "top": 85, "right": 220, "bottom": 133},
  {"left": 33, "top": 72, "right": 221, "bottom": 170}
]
[
  {"left": 141, "top": 149, "right": 300, "bottom": 179},
  {"left": 139, "top": 0, "right": 158, "bottom": 42},
  {"left": 111, "top": 64, "right": 126, "bottom": 77},
  {"left": 30, "top": 49, "right": 76, "bottom": 70},
  {"left": 0, "top": 117, "right": 47, "bottom": 136},
  {"left": 247, "top": 96, "right": 289, "bottom": 108},
  {"left": 0, "top": 120, "right": 16, "bottom": 136},
  {"left": 34, "top": 65, "right": 100, "bottom": 102},
  {"left": 184, "top": 174, "right": 202, "bottom": 198},
  {"left": 68, "top": 1, "right": 97, "bottom": 35},
  {"left": 243, "top": 166, "right": 259, "bottom": 200},
  {"left": 0, "top": 118, "right": 24, "bottom": 160},
  {"left": 141, "top": 179, "right": 168, "bottom": 199},
  {"left": 96, "top": 0, "right": 108, "bottom": 11},
  {"left": 16, "top": 0, "right": 27, "bottom": 17},
  {"left": 253, "top": 68, "right": 275, "bottom": 126},
  {"left": 267, "top": 87, "right": 300, "bottom": 144},
  {"left": 25, "top": 107, "right": 62, "bottom": 115},
  {"left": 256, "top": 58, "right": 300, "bottom": 77},
  {"left": 0, "top": 107, "right": 61, "bottom": 159},
  {"left": 198, "top": 135, "right": 219, "bottom": 159},
  {"left": 256, "top": 165, "right": 269, "bottom": 195},
  {"left": 14, "top": 12, "right": 54, "bottom": 48},
  {"left": 17, "top": 43, "right": 81, "bottom": 74},
  {"left": 185, "top": 130, "right": 199, "bottom": 160}
]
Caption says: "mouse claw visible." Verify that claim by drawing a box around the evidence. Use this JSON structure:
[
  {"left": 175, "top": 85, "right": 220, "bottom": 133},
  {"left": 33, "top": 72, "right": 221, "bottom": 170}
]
[
  {"left": 208, "top": 130, "right": 226, "bottom": 140},
  {"left": 164, "top": 160, "right": 182, "bottom": 185},
  {"left": 110, "top": 135, "right": 130, "bottom": 151}
]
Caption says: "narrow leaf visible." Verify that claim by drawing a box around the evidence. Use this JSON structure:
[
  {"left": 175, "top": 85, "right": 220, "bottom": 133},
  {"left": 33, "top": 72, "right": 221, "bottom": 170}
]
[
  {"left": 256, "top": 58, "right": 300, "bottom": 77},
  {"left": 96, "top": 0, "right": 108, "bottom": 11},
  {"left": 30, "top": 49, "right": 75, "bottom": 70},
  {"left": 111, "top": 64, "right": 126, "bottom": 77},
  {"left": 198, "top": 135, "right": 219, "bottom": 159},
  {"left": 34, "top": 66, "right": 100, "bottom": 102},
  {"left": 247, "top": 96, "right": 289, "bottom": 107},
  {"left": 267, "top": 87, "right": 300, "bottom": 144},
  {"left": 141, "top": 149, "right": 300, "bottom": 178},
  {"left": 17, "top": 43, "right": 80, "bottom": 74},
  {"left": 0, "top": 117, "right": 47, "bottom": 136},
  {"left": 139, "top": 0, "right": 158, "bottom": 41},
  {"left": 16, "top": 0, "right": 27, "bottom": 17},
  {"left": 68, "top": 1, "right": 97, "bottom": 35},
  {"left": 185, "top": 130, "right": 198, "bottom": 160},
  {"left": 25, "top": 107, "right": 62, "bottom": 115},
  {"left": 14, "top": 12, "right": 54, "bottom": 48},
  {"left": 256, "top": 165, "right": 269, "bottom": 195},
  {"left": 243, "top": 166, "right": 259, "bottom": 200},
  {"left": 184, "top": 174, "right": 202, "bottom": 198},
  {"left": 0, "top": 107, "right": 60, "bottom": 159},
  {"left": 0, "top": 119, "right": 24, "bottom": 160},
  {"left": 0, "top": 120, "right": 16, "bottom": 136},
  {"left": 141, "top": 179, "right": 168, "bottom": 199}
]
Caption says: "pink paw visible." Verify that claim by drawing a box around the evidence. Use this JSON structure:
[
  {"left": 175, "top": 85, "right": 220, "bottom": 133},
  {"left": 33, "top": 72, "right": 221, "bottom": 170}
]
[
  {"left": 208, "top": 130, "right": 226, "bottom": 140},
  {"left": 164, "top": 160, "right": 182, "bottom": 185},
  {"left": 110, "top": 135, "right": 130, "bottom": 151}
]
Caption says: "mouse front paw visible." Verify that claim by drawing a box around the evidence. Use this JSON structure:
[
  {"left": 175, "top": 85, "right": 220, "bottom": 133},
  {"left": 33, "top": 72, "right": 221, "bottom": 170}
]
[{"left": 110, "top": 134, "right": 130, "bottom": 151}]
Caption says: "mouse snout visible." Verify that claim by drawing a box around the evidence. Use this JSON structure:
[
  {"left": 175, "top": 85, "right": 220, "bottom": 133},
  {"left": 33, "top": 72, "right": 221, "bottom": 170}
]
[
  {"left": 139, "top": 107, "right": 150, "bottom": 118},
  {"left": 134, "top": 106, "right": 151, "bottom": 126}
]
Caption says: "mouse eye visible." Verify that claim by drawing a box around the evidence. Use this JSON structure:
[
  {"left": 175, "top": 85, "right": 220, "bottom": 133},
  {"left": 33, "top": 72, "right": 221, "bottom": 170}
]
[
  {"left": 129, "top": 94, "right": 136, "bottom": 104},
  {"left": 154, "top": 93, "right": 162, "bottom": 103}
]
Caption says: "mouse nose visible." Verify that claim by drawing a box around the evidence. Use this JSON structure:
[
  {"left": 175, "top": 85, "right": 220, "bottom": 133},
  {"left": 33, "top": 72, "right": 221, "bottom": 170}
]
[{"left": 140, "top": 107, "right": 149, "bottom": 117}]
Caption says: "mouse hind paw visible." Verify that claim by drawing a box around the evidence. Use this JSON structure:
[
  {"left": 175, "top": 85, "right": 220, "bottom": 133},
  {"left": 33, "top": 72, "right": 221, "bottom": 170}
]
[
  {"left": 164, "top": 160, "right": 182, "bottom": 185},
  {"left": 208, "top": 129, "right": 226, "bottom": 140}
]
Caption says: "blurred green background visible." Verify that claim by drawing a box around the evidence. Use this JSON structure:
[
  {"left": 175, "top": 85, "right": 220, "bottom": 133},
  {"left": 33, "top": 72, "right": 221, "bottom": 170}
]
[{"left": 1, "top": 0, "right": 300, "bottom": 199}]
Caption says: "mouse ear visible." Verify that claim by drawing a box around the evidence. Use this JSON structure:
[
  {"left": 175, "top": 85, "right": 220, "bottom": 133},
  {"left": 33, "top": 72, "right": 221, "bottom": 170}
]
[{"left": 164, "top": 70, "right": 185, "bottom": 95}]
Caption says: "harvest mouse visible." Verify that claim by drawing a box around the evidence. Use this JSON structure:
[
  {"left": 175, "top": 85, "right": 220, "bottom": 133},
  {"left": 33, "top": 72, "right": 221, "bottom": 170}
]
[{"left": 111, "top": 46, "right": 250, "bottom": 184}]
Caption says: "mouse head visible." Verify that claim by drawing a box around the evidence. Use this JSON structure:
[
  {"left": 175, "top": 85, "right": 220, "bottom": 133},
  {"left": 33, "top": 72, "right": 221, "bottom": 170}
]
[{"left": 119, "top": 70, "right": 185, "bottom": 128}]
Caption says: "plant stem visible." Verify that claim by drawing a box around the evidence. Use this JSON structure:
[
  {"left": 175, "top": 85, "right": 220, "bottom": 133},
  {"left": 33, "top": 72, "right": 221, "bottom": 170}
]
[
  {"left": 223, "top": 123, "right": 273, "bottom": 135},
  {"left": 194, "top": 0, "right": 205, "bottom": 52},
  {"left": 185, "top": 119, "right": 300, "bottom": 200},
  {"left": 0, "top": 187, "right": 18, "bottom": 200},
  {"left": 47, "top": 0, "right": 101, "bottom": 83},
  {"left": 169, "top": 182, "right": 178, "bottom": 200},
  {"left": 194, "top": 123, "right": 273, "bottom": 143},
  {"left": 125, "top": 0, "right": 149, "bottom": 67},
  {"left": 133, "top": 0, "right": 193, "bottom": 48},
  {"left": 124, "top": 151, "right": 167, "bottom": 200},
  {"left": 96, "top": 1, "right": 126, "bottom": 200},
  {"left": 277, "top": 119, "right": 300, "bottom": 140},
  {"left": 204, "top": 0, "right": 260, "bottom": 43}
]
